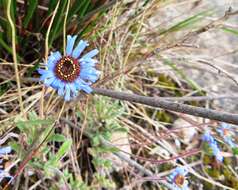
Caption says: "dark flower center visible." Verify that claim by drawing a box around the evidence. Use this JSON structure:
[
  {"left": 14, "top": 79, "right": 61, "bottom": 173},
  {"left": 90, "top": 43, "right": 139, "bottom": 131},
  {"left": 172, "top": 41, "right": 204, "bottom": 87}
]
[
  {"left": 174, "top": 174, "right": 185, "bottom": 187},
  {"left": 55, "top": 56, "right": 80, "bottom": 82}
]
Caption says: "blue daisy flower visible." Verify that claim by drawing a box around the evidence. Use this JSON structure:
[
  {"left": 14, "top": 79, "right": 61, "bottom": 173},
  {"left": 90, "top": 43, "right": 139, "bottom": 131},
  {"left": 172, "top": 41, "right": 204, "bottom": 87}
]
[
  {"left": 168, "top": 167, "right": 189, "bottom": 190},
  {"left": 209, "top": 143, "right": 223, "bottom": 162},
  {"left": 0, "top": 146, "right": 12, "bottom": 182},
  {"left": 202, "top": 131, "right": 223, "bottom": 162},
  {"left": 0, "top": 169, "right": 13, "bottom": 183},
  {"left": 217, "top": 123, "right": 236, "bottom": 148},
  {"left": 202, "top": 131, "right": 215, "bottom": 144},
  {"left": 38, "top": 35, "right": 100, "bottom": 101},
  {"left": 0, "top": 146, "right": 11, "bottom": 155}
]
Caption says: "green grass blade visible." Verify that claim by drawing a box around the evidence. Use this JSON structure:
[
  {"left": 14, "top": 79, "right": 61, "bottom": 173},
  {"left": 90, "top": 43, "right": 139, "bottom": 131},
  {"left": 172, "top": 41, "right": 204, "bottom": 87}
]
[
  {"left": 0, "top": 33, "right": 23, "bottom": 61},
  {"left": 47, "top": 0, "right": 58, "bottom": 15},
  {"left": 222, "top": 27, "right": 238, "bottom": 36},
  {"left": 1, "top": 0, "right": 16, "bottom": 43},
  {"left": 53, "top": 0, "right": 92, "bottom": 42},
  {"left": 23, "top": 0, "right": 38, "bottom": 28},
  {"left": 49, "top": 0, "right": 68, "bottom": 46},
  {"left": 0, "top": 35, "right": 13, "bottom": 54},
  {"left": 79, "top": 0, "right": 91, "bottom": 17},
  {"left": 159, "top": 10, "right": 213, "bottom": 35},
  {"left": 67, "top": 0, "right": 88, "bottom": 20}
]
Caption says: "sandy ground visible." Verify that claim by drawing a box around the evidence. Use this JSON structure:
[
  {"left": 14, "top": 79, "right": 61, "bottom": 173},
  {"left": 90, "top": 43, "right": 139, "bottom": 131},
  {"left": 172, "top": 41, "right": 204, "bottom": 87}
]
[{"left": 148, "top": 0, "right": 238, "bottom": 111}]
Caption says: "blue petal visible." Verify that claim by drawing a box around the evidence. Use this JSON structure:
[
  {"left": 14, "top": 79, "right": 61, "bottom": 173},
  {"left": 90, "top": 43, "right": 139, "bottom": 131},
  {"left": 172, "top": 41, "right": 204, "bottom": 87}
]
[
  {"left": 0, "top": 147, "right": 11, "bottom": 155},
  {"left": 48, "top": 51, "right": 62, "bottom": 69},
  {"left": 39, "top": 71, "right": 55, "bottom": 81},
  {"left": 81, "top": 67, "right": 100, "bottom": 75},
  {"left": 221, "top": 122, "right": 230, "bottom": 129},
  {"left": 216, "top": 129, "right": 223, "bottom": 136},
  {"left": 172, "top": 184, "right": 181, "bottom": 190},
  {"left": 216, "top": 153, "right": 223, "bottom": 162},
  {"left": 51, "top": 78, "right": 61, "bottom": 89},
  {"left": 80, "top": 72, "right": 99, "bottom": 83},
  {"left": 58, "top": 86, "right": 65, "bottom": 96},
  {"left": 210, "top": 143, "right": 223, "bottom": 162},
  {"left": 66, "top": 35, "right": 77, "bottom": 56},
  {"left": 224, "top": 137, "right": 235, "bottom": 148},
  {"left": 64, "top": 84, "right": 71, "bottom": 101},
  {"left": 48, "top": 51, "right": 62, "bottom": 63},
  {"left": 174, "top": 167, "right": 187, "bottom": 176},
  {"left": 81, "top": 58, "right": 98, "bottom": 64},
  {"left": 182, "top": 183, "right": 189, "bottom": 190},
  {"left": 80, "top": 68, "right": 100, "bottom": 81},
  {"left": 69, "top": 83, "right": 78, "bottom": 97},
  {"left": 169, "top": 172, "right": 176, "bottom": 180},
  {"left": 202, "top": 131, "right": 215, "bottom": 144},
  {"left": 38, "top": 68, "right": 48, "bottom": 75},
  {"left": 80, "top": 59, "right": 98, "bottom": 68},
  {"left": 72, "top": 40, "right": 89, "bottom": 59},
  {"left": 74, "top": 78, "right": 84, "bottom": 90},
  {"left": 81, "top": 84, "right": 92, "bottom": 94},
  {"left": 56, "top": 80, "right": 65, "bottom": 88},
  {"left": 45, "top": 77, "right": 56, "bottom": 86},
  {"left": 75, "top": 79, "right": 92, "bottom": 93},
  {"left": 81, "top": 49, "right": 99, "bottom": 60}
]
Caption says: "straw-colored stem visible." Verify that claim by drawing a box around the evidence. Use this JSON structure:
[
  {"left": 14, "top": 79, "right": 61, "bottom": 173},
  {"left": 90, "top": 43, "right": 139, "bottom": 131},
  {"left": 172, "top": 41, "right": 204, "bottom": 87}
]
[
  {"left": 63, "top": 0, "right": 71, "bottom": 56},
  {"left": 40, "top": 1, "right": 60, "bottom": 118},
  {"left": 7, "top": 0, "right": 25, "bottom": 118}
]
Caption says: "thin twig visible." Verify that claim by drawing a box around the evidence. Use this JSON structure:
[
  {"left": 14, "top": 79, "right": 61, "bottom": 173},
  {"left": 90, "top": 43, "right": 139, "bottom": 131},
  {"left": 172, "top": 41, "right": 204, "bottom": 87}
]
[
  {"left": 63, "top": 0, "right": 71, "bottom": 56},
  {"left": 40, "top": 0, "right": 60, "bottom": 118},
  {"left": 198, "top": 59, "right": 238, "bottom": 86},
  {"left": 93, "top": 87, "right": 238, "bottom": 125},
  {"left": 161, "top": 95, "right": 238, "bottom": 101},
  {"left": 0, "top": 132, "right": 19, "bottom": 145}
]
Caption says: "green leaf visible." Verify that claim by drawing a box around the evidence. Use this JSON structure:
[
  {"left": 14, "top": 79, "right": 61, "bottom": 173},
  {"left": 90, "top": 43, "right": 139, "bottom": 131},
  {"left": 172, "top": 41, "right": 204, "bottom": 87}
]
[
  {"left": 232, "top": 147, "right": 238, "bottom": 155},
  {"left": 8, "top": 141, "right": 21, "bottom": 153},
  {"left": 92, "top": 135, "right": 100, "bottom": 146},
  {"left": 0, "top": 82, "right": 11, "bottom": 96},
  {"left": 202, "top": 142, "right": 214, "bottom": 155},
  {"left": 23, "top": 0, "right": 38, "bottom": 28},
  {"left": 94, "top": 146, "right": 119, "bottom": 154},
  {"left": 49, "top": 134, "right": 66, "bottom": 142},
  {"left": 26, "top": 62, "right": 40, "bottom": 77},
  {"left": 50, "top": 139, "right": 72, "bottom": 165},
  {"left": 102, "top": 131, "right": 111, "bottom": 140},
  {"left": 16, "top": 119, "right": 53, "bottom": 128},
  {"left": 93, "top": 157, "right": 112, "bottom": 168}
]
